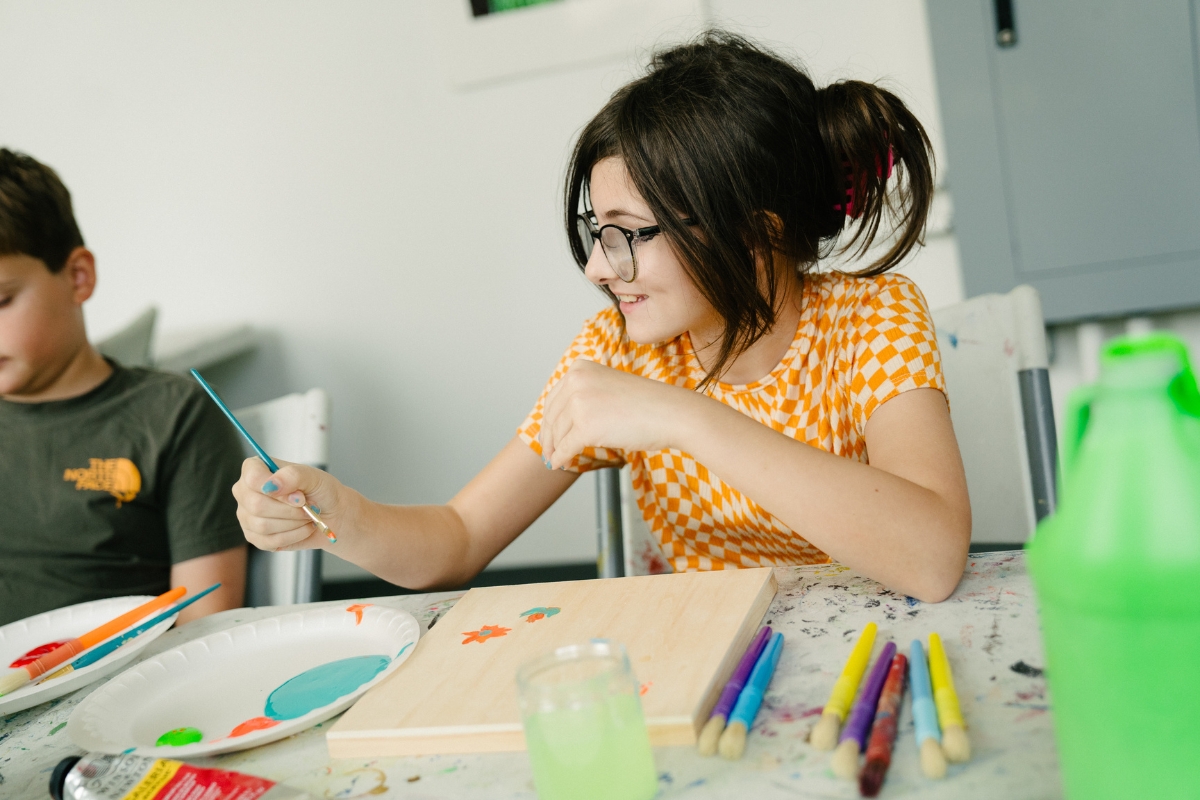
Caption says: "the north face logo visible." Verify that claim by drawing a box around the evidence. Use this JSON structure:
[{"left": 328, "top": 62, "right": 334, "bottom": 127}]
[{"left": 63, "top": 458, "right": 141, "bottom": 506}]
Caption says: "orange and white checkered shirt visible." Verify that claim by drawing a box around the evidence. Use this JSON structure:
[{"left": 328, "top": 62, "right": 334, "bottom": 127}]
[{"left": 518, "top": 272, "right": 945, "bottom": 571}]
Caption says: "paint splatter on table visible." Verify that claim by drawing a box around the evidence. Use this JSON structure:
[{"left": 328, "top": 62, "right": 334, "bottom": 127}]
[{"left": 0, "top": 553, "right": 1059, "bottom": 798}]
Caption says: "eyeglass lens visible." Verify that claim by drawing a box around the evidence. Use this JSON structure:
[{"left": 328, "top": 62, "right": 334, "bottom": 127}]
[
  {"left": 576, "top": 215, "right": 637, "bottom": 282},
  {"left": 600, "top": 227, "right": 636, "bottom": 281}
]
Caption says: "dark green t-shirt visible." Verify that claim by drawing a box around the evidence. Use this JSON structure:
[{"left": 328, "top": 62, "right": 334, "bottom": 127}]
[{"left": 0, "top": 362, "right": 246, "bottom": 625}]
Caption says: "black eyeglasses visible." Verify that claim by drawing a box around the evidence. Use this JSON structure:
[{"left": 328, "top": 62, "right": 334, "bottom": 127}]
[{"left": 575, "top": 212, "right": 696, "bottom": 282}]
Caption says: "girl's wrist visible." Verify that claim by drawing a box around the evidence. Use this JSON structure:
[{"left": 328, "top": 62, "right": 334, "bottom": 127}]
[{"left": 668, "top": 387, "right": 729, "bottom": 453}]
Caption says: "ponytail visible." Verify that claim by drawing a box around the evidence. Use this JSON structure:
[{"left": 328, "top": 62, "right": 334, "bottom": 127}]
[{"left": 815, "top": 80, "right": 935, "bottom": 275}]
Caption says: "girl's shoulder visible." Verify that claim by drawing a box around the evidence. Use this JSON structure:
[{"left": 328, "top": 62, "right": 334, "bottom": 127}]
[
  {"left": 806, "top": 270, "right": 928, "bottom": 309},
  {"left": 805, "top": 271, "right": 934, "bottom": 330}
]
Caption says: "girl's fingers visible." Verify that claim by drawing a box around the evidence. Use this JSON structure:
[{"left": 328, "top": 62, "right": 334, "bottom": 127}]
[
  {"left": 246, "top": 524, "right": 319, "bottom": 552},
  {"left": 546, "top": 413, "right": 582, "bottom": 469},
  {"left": 233, "top": 479, "right": 309, "bottom": 521},
  {"left": 551, "top": 404, "right": 595, "bottom": 467}
]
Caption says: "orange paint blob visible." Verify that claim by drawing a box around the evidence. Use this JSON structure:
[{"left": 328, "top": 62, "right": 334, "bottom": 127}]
[
  {"left": 229, "top": 716, "right": 280, "bottom": 737},
  {"left": 345, "top": 604, "right": 373, "bottom": 625},
  {"left": 461, "top": 625, "right": 511, "bottom": 645}
]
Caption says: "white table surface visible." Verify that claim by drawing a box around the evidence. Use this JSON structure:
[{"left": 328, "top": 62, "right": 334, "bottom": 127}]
[{"left": 0, "top": 551, "right": 1060, "bottom": 799}]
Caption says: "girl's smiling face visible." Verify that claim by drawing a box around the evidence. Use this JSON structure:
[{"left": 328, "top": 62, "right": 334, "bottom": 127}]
[{"left": 584, "top": 157, "right": 721, "bottom": 348}]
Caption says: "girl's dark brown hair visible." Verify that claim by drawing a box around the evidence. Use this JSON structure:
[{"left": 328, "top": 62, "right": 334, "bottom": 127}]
[{"left": 564, "top": 31, "right": 934, "bottom": 385}]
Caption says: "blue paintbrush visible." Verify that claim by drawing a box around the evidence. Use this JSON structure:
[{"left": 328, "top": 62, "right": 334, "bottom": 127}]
[
  {"left": 39, "top": 583, "right": 222, "bottom": 683},
  {"left": 190, "top": 368, "right": 336, "bottom": 543}
]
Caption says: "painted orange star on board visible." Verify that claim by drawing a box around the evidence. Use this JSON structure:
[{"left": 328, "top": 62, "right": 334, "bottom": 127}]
[{"left": 462, "top": 625, "right": 511, "bottom": 644}]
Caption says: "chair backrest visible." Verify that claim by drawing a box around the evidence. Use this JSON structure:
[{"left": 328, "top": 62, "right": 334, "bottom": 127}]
[
  {"left": 932, "top": 284, "right": 1058, "bottom": 544},
  {"left": 235, "top": 389, "right": 331, "bottom": 606},
  {"left": 597, "top": 284, "right": 1059, "bottom": 573},
  {"left": 96, "top": 307, "right": 157, "bottom": 368}
]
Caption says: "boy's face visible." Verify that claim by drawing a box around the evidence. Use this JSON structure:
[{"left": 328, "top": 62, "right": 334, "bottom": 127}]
[{"left": 0, "top": 250, "right": 96, "bottom": 398}]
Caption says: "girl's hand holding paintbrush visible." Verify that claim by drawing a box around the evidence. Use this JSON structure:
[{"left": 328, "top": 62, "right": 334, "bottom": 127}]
[{"left": 234, "top": 458, "right": 356, "bottom": 552}]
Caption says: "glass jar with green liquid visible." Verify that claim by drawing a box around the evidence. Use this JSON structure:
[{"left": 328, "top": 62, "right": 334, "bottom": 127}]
[
  {"left": 1028, "top": 333, "right": 1200, "bottom": 799},
  {"left": 517, "top": 641, "right": 658, "bottom": 800}
]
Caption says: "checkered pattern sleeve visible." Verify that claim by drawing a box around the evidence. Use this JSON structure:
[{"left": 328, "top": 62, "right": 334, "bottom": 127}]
[
  {"left": 848, "top": 275, "right": 945, "bottom": 436},
  {"left": 517, "top": 307, "right": 628, "bottom": 473}
]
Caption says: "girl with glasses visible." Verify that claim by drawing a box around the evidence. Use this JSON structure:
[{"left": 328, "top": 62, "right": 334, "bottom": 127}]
[{"left": 234, "top": 32, "right": 970, "bottom": 603}]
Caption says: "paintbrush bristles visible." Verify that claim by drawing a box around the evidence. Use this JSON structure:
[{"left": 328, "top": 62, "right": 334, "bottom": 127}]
[
  {"left": 0, "top": 668, "right": 29, "bottom": 697},
  {"left": 858, "top": 758, "right": 887, "bottom": 797},
  {"left": 920, "top": 738, "right": 947, "bottom": 778},
  {"left": 809, "top": 711, "right": 841, "bottom": 750},
  {"left": 942, "top": 724, "right": 970, "bottom": 762},
  {"left": 717, "top": 720, "right": 747, "bottom": 760},
  {"left": 697, "top": 714, "right": 725, "bottom": 756},
  {"left": 831, "top": 738, "right": 860, "bottom": 779}
]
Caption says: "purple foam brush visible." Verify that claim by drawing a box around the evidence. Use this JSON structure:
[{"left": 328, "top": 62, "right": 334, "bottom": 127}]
[
  {"left": 832, "top": 640, "right": 897, "bottom": 779},
  {"left": 696, "top": 626, "right": 771, "bottom": 755}
]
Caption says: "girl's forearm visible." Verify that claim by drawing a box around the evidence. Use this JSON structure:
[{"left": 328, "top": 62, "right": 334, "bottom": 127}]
[
  {"left": 672, "top": 393, "right": 968, "bottom": 602},
  {"left": 316, "top": 437, "right": 577, "bottom": 591},
  {"left": 326, "top": 488, "right": 478, "bottom": 590}
]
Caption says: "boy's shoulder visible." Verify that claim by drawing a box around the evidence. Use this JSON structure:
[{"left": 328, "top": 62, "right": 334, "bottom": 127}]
[{"left": 92, "top": 363, "right": 211, "bottom": 411}]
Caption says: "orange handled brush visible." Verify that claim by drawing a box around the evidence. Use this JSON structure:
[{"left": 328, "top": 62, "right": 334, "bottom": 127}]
[{"left": 0, "top": 587, "right": 186, "bottom": 696}]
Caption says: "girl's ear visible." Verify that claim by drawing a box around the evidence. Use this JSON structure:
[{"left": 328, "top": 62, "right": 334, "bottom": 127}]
[{"left": 61, "top": 246, "right": 97, "bottom": 304}]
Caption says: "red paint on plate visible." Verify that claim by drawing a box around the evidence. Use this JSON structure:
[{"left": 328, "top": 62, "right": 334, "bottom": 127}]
[{"left": 10, "top": 640, "right": 70, "bottom": 668}]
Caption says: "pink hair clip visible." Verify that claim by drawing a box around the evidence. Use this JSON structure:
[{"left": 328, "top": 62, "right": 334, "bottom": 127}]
[{"left": 833, "top": 147, "right": 894, "bottom": 218}]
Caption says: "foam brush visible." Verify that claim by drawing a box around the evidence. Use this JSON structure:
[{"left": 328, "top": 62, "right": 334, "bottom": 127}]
[
  {"left": 831, "top": 640, "right": 896, "bottom": 779},
  {"left": 858, "top": 652, "right": 907, "bottom": 797},
  {"left": 811, "top": 622, "right": 877, "bottom": 750},
  {"left": 929, "top": 632, "right": 971, "bottom": 762},
  {"left": 698, "top": 626, "right": 771, "bottom": 756},
  {"left": 718, "top": 632, "right": 784, "bottom": 760}
]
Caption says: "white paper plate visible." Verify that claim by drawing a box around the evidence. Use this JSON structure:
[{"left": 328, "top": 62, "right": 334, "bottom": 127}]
[
  {"left": 0, "top": 596, "right": 178, "bottom": 715},
  {"left": 68, "top": 602, "right": 419, "bottom": 757}
]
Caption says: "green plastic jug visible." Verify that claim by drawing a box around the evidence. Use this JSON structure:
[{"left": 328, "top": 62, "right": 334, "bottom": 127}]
[{"left": 1027, "top": 334, "right": 1200, "bottom": 799}]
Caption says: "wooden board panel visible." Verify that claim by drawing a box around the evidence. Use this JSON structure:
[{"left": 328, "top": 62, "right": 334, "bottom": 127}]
[{"left": 328, "top": 568, "right": 776, "bottom": 757}]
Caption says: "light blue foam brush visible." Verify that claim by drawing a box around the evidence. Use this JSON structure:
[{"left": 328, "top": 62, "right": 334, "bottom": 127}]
[{"left": 910, "top": 639, "right": 947, "bottom": 778}]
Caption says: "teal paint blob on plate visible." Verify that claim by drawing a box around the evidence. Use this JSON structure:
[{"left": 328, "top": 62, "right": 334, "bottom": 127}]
[{"left": 264, "top": 655, "right": 391, "bottom": 721}]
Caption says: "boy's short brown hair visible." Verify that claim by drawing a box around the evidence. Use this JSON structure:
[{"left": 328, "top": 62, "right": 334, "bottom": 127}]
[{"left": 0, "top": 148, "right": 85, "bottom": 273}]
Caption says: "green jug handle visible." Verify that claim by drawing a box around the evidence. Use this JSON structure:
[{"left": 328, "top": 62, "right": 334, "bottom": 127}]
[
  {"left": 1105, "top": 334, "right": 1200, "bottom": 418},
  {"left": 1059, "top": 384, "right": 1095, "bottom": 491}
]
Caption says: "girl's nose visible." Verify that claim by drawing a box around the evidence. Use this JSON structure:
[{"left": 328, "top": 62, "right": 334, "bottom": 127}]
[{"left": 583, "top": 239, "right": 617, "bottom": 286}]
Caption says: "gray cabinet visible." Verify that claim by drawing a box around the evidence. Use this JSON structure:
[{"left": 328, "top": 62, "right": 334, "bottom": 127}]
[{"left": 927, "top": 0, "right": 1200, "bottom": 323}]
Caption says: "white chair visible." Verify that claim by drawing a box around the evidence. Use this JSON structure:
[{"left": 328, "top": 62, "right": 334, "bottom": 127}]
[
  {"left": 595, "top": 284, "right": 1059, "bottom": 575},
  {"left": 932, "top": 284, "right": 1058, "bottom": 544},
  {"left": 235, "top": 389, "right": 331, "bottom": 606}
]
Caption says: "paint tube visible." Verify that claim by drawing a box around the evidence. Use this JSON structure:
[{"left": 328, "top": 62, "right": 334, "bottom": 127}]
[{"left": 50, "top": 752, "right": 309, "bottom": 800}]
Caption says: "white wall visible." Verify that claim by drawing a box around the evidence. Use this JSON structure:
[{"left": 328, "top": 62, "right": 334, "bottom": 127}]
[{"left": 0, "top": 1, "right": 964, "bottom": 580}]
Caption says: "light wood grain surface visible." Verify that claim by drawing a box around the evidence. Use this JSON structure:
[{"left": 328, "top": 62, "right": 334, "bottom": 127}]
[{"left": 329, "top": 568, "right": 776, "bottom": 756}]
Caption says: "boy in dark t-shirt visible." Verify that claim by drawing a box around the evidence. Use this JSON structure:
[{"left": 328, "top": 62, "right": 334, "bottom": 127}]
[{"left": 0, "top": 148, "right": 247, "bottom": 626}]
